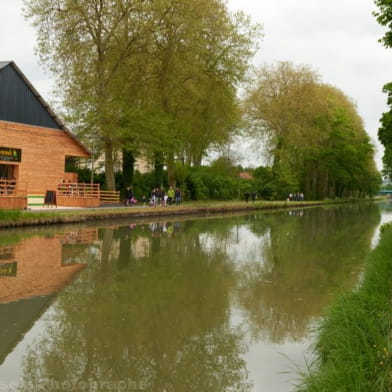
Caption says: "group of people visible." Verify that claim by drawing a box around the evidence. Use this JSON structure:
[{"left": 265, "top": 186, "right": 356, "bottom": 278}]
[
  {"left": 125, "top": 186, "right": 182, "bottom": 207},
  {"left": 288, "top": 192, "right": 304, "bottom": 201},
  {"left": 58, "top": 179, "right": 78, "bottom": 196},
  {"left": 242, "top": 190, "right": 305, "bottom": 202},
  {"left": 244, "top": 191, "right": 257, "bottom": 202},
  {"left": 149, "top": 186, "right": 181, "bottom": 206}
]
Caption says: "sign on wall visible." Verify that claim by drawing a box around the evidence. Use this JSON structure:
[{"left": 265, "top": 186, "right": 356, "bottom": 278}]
[{"left": 0, "top": 147, "right": 21, "bottom": 162}]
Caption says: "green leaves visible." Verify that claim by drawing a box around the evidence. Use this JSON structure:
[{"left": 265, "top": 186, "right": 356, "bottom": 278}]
[
  {"left": 374, "top": 0, "right": 392, "bottom": 48},
  {"left": 244, "top": 62, "right": 379, "bottom": 199},
  {"left": 24, "top": 0, "right": 262, "bottom": 188},
  {"left": 374, "top": 2, "right": 392, "bottom": 178}
]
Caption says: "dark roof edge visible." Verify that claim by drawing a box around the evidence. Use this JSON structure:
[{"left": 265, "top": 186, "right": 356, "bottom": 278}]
[{"left": 1, "top": 61, "right": 91, "bottom": 156}]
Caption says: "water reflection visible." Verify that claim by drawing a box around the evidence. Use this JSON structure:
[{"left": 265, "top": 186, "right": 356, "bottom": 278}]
[
  {"left": 0, "top": 203, "right": 382, "bottom": 392},
  {"left": 236, "top": 204, "right": 380, "bottom": 344},
  {"left": 0, "top": 229, "right": 97, "bottom": 304},
  {"left": 18, "top": 225, "right": 251, "bottom": 392}
]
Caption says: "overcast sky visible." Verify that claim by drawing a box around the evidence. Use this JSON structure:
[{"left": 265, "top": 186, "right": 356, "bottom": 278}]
[{"left": 1, "top": 0, "right": 391, "bottom": 168}]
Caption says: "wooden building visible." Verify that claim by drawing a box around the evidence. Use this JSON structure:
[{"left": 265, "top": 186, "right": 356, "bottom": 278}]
[{"left": 0, "top": 61, "right": 97, "bottom": 208}]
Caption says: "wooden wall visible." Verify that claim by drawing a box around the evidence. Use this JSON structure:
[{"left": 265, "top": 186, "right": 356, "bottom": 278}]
[
  {"left": 0, "top": 197, "right": 27, "bottom": 210},
  {"left": 56, "top": 196, "right": 100, "bottom": 208},
  {"left": 0, "top": 121, "right": 89, "bottom": 195}
]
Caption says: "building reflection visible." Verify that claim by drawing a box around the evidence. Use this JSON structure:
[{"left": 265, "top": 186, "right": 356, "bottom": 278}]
[
  {"left": 0, "top": 228, "right": 98, "bottom": 304},
  {"left": 0, "top": 228, "right": 97, "bottom": 366}
]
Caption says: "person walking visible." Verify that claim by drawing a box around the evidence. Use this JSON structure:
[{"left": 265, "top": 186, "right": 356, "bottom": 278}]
[
  {"left": 167, "top": 186, "right": 175, "bottom": 205},
  {"left": 125, "top": 186, "right": 133, "bottom": 206},
  {"left": 175, "top": 187, "right": 181, "bottom": 205}
]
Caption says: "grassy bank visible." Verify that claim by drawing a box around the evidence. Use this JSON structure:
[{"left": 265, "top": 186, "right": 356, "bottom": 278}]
[
  {"left": 0, "top": 198, "right": 381, "bottom": 228},
  {"left": 297, "top": 222, "right": 392, "bottom": 392},
  {"left": 0, "top": 199, "right": 330, "bottom": 228}
]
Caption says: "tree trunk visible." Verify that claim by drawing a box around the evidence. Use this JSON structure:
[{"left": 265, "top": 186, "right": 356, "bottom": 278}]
[
  {"left": 167, "top": 152, "right": 175, "bottom": 187},
  {"left": 154, "top": 151, "right": 164, "bottom": 187},
  {"left": 192, "top": 153, "right": 203, "bottom": 166},
  {"left": 104, "top": 138, "right": 116, "bottom": 190},
  {"left": 122, "top": 149, "right": 135, "bottom": 187}
]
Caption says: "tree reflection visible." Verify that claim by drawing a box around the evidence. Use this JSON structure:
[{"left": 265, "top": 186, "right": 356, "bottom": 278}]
[
  {"left": 18, "top": 222, "right": 251, "bottom": 392},
  {"left": 14, "top": 204, "right": 380, "bottom": 390},
  {"left": 236, "top": 203, "right": 380, "bottom": 343}
]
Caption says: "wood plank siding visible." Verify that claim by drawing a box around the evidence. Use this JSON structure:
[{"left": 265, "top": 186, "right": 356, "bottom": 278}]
[
  {"left": 0, "top": 61, "right": 91, "bottom": 206},
  {"left": 0, "top": 120, "right": 89, "bottom": 194}
]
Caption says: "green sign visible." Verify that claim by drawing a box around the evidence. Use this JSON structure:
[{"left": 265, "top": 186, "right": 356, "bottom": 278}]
[
  {"left": 0, "top": 147, "right": 21, "bottom": 162},
  {"left": 0, "top": 262, "right": 17, "bottom": 277}
]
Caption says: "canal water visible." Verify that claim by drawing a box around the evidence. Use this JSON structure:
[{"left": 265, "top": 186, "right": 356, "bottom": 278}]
[{"left": 0, "top": 202, "right": 391, "bottom": 392}]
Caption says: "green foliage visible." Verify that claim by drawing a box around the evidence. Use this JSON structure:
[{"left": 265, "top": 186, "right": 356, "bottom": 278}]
[
  {"left": 186, "top": 173, "right": 210, "bottom": 200},
  {"left": 374, "top": 3, "right": 392, "bottom": 178},
  {"left": 374, "top": 0, "right": 392, "bottom": 48},
  {"left": 377, "top": 83, "right": 392, "bottom": 177},
  {"left": 24, "top": 0, "right": 262, "bottom": 189},
  {"left": 185, "top": 166, "right": 242, "bottom": 201},
  {"left": 174, "top": 163, "right": 189, "bottom": 188},
  {"left": 210, "top": 156, "right": 238, "bottom": 177},
  {"left": 244, "top": 62, "right": 380, "bottom": 200}
]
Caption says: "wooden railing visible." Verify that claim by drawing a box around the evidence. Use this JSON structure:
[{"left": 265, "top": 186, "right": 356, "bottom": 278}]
[
  {"left": 57, "top": 182, "right": 100, "bottom": 198},
  {"left": 57, "top": 183, "right": 120, "bottom": 205},
  {"left": 100, "top": 190, "right": 120, "bottom": 204},
  {"left": 0, "top": 179, "right": 17, "bottom": 196}
]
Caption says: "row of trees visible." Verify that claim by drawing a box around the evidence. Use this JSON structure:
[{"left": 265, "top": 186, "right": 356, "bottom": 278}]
[
  {"left": 25, "top": 0, "right": 381, "bottom": 199},
  {"left": 244, "top": 62, "right": 380, "bottom": 199},
  {"left": 24, "top": 0, "right": 262, "bottom": 190}
]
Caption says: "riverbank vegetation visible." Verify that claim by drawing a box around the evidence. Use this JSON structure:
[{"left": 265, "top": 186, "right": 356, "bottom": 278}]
[
  {"left": 297, "top": 221, "right": 392, "bottom": 391},
  {"left": 0, "top": 198, "right": 371, "bottom": 228}
]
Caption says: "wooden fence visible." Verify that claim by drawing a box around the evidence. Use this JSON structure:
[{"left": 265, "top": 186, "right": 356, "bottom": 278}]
[
  {"left": 56, "top": 183, "right": 120, "bottom": 205},
  {"left": 57, "top": 182, "right": 100, "bottom": 198},
  {"left": 99, "top": 190, "right": 120, "bottom": 205}
]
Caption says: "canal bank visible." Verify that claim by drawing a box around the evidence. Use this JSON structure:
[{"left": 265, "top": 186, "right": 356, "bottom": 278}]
[
  {"left": 297, "top": 221, "right": 392, "bottom": 392},
  {"left": 0, "top": 198, "right": 375, "bottom": 228}
]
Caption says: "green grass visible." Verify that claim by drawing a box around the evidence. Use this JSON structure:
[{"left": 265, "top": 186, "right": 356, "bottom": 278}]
[
  {"left": 0, "top": 198, "right": 376, "bottom": 227},
  {"left": 297, "top": 222, "right": 392, "bottom": 392}
]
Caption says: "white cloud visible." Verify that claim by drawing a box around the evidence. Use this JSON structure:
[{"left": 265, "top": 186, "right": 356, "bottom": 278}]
[{"left": 0, "top": 0, "right": 53, "bottom": 98}]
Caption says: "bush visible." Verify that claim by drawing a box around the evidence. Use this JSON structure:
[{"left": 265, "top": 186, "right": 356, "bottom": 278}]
[{"left": 185, "top": 166, "right": 248, "bottom": 201}]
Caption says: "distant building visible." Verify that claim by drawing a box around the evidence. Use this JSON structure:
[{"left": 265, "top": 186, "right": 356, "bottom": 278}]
[
  {"left": 0, "top": 61, "right": 91, "bottom": 208},
  {"left": 239, "top": 172, "right": 254, "bottom": 180}
]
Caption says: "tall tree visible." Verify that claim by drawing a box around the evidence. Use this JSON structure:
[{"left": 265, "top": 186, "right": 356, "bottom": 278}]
[
  {"left": 244, "top": 62, "right": 326, "bottom": 194},
  {"left": 374, "top": 0, "right": 392, "bottom": 176},
  {"left": 244, "top": 61, "right": 379, "bottom": 199},
  {"left": 143, "top": 0, "right": 261, "bottom": 179},
  {"left": 24, "top": 0, "right": 154, "bottom": 190},
  {"left": 25, "top": 0, "right": 261, "bottom": 190}
]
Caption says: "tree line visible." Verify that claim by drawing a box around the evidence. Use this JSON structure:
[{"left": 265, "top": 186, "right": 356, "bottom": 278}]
[
  {"left": 24, "top": 0, "right": 381, "bottom": 200},
  {"left": 374, "top": 0, "right": 392, "bottom": 181}
]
